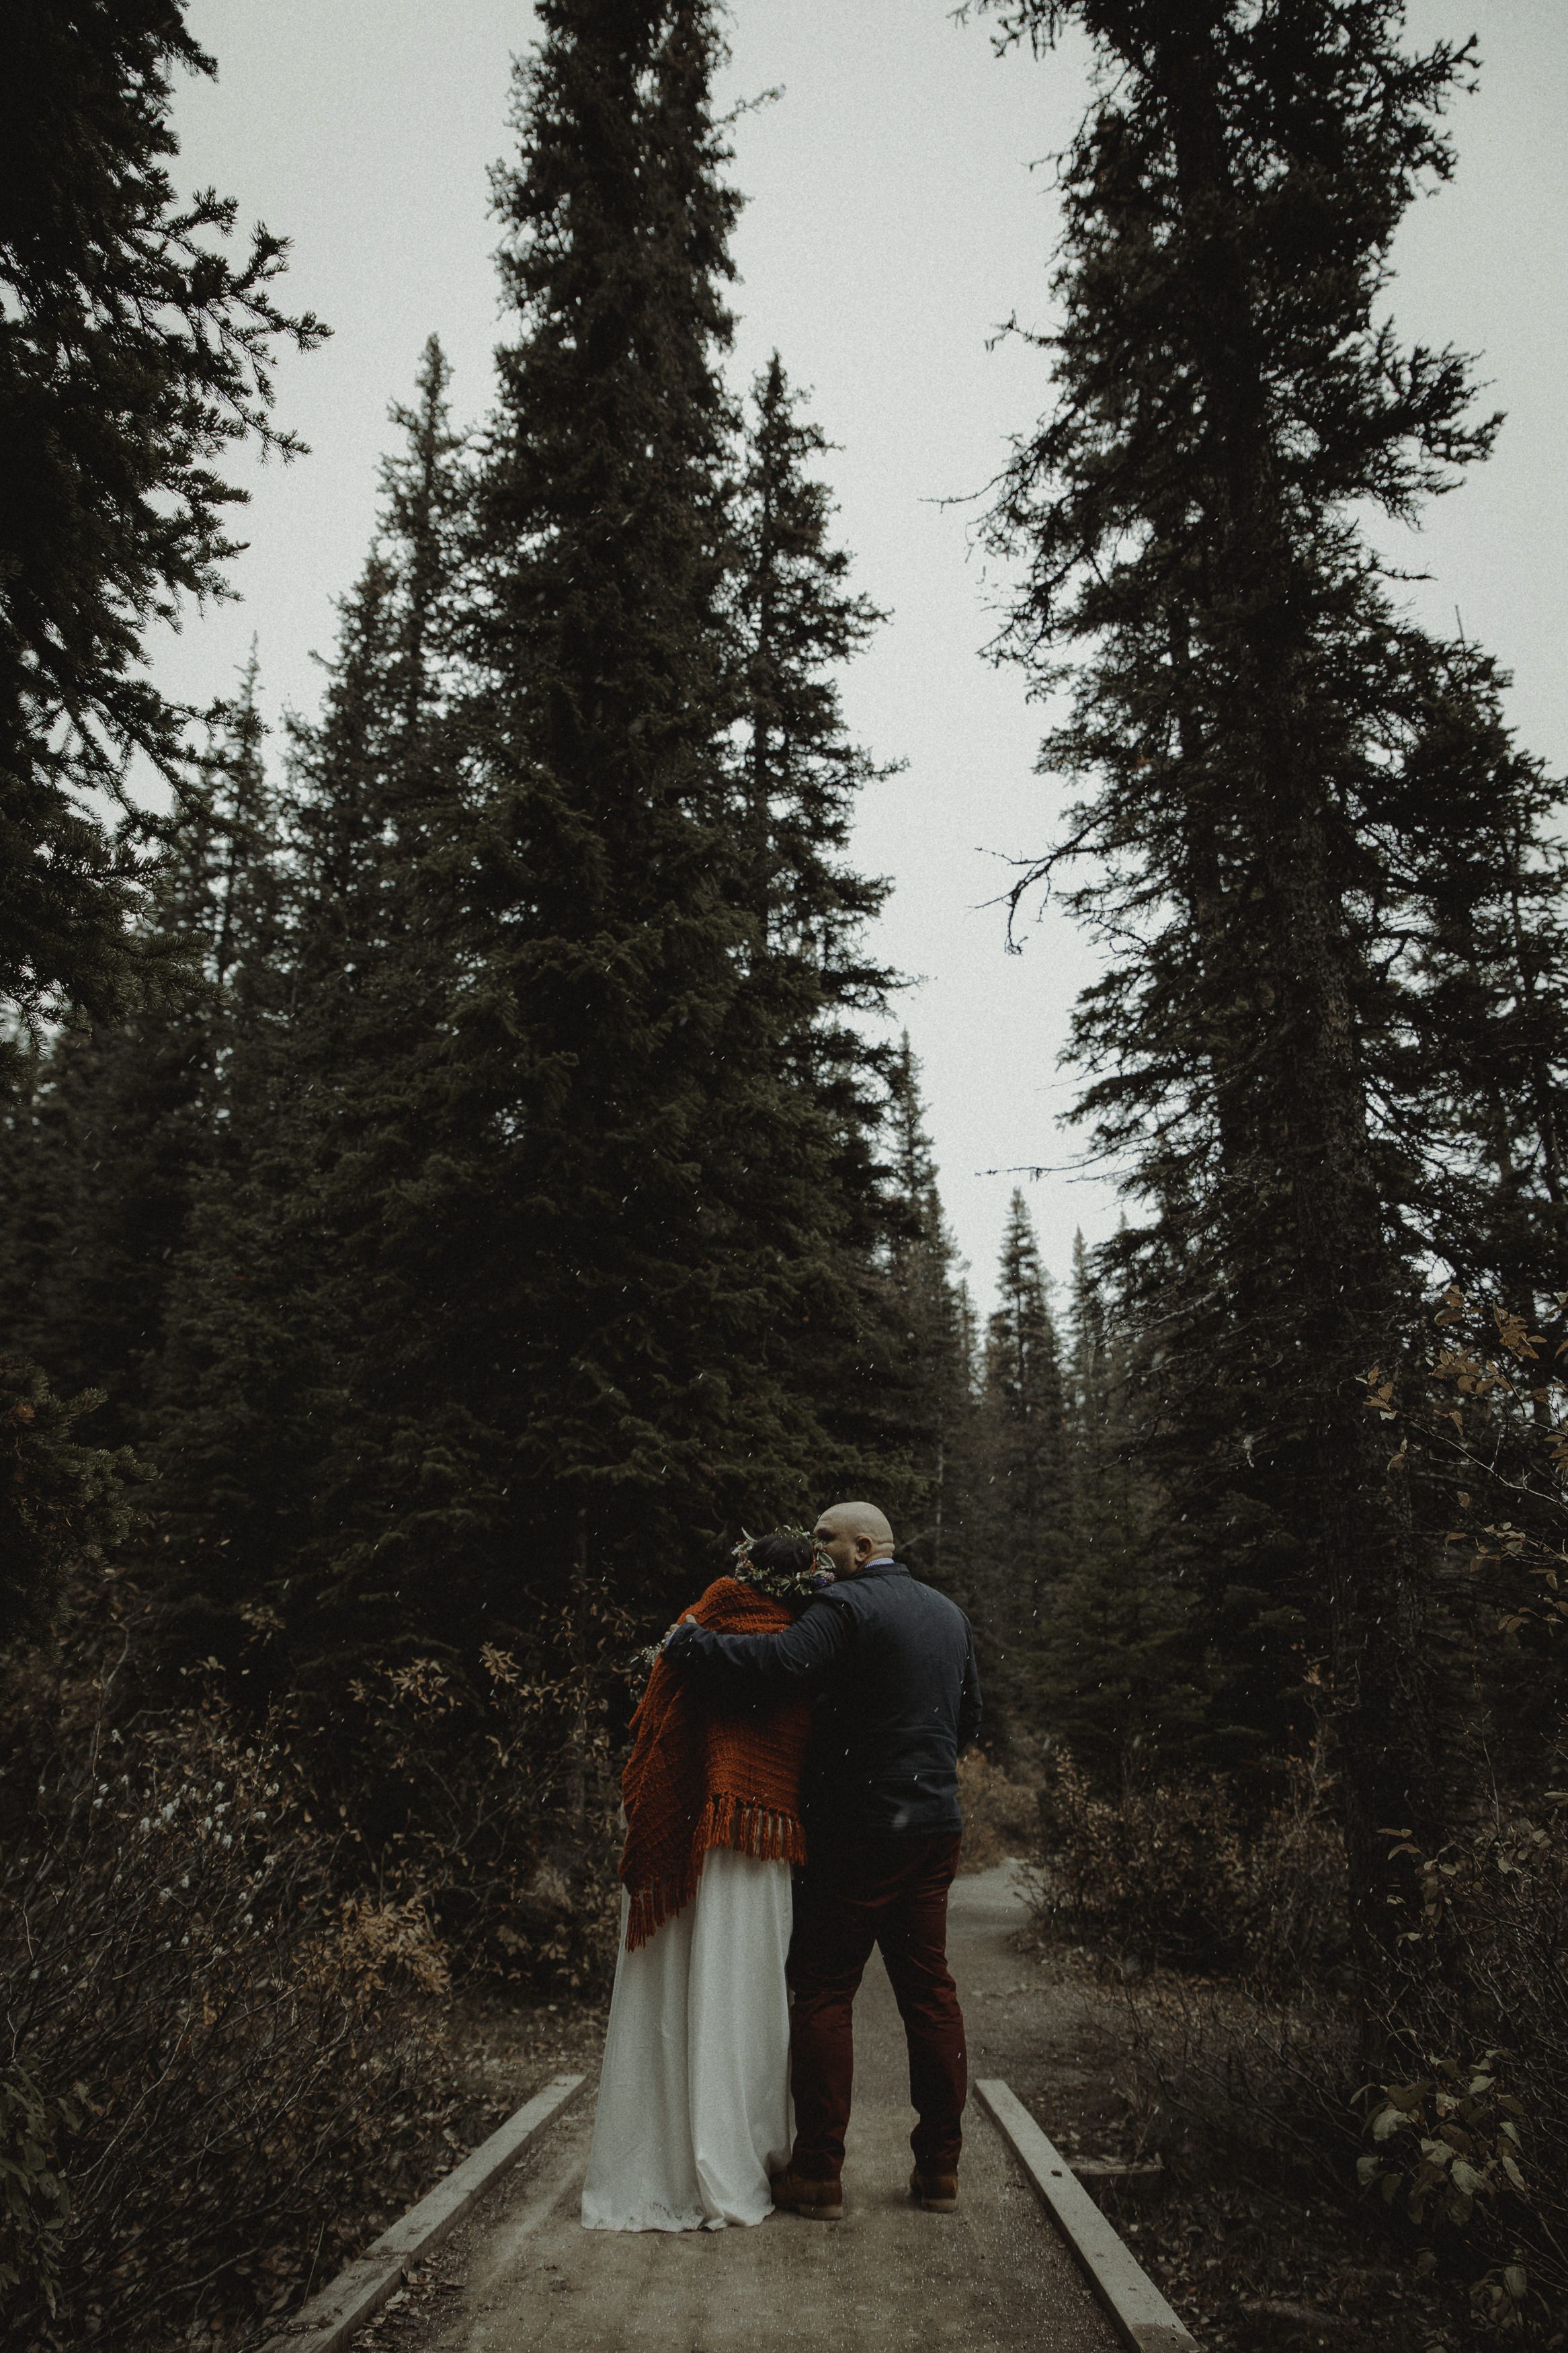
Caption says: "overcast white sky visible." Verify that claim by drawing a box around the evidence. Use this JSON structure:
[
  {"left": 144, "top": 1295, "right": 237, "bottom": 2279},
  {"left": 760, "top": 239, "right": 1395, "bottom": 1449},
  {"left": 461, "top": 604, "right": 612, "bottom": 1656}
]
[{"left": 161, "top": 0, "right": 1568, "bottom": 1310}]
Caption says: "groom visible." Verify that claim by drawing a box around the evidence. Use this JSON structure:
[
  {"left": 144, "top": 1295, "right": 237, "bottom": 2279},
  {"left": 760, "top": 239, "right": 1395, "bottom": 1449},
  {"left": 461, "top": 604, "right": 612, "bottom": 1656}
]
[{"left": 664, "top": 1500, "right": 981, "bottom": 2221}]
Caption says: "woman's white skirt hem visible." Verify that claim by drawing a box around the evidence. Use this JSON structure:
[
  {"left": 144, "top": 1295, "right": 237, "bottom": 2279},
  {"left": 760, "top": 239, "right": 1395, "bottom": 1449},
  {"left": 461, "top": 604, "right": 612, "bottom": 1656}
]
[{"left": 580, "top": 1845, "right": 793, "bottom": 2234}]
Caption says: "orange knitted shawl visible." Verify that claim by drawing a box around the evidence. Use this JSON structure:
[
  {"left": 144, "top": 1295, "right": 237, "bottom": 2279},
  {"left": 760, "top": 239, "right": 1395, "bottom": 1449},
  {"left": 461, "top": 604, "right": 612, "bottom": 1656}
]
[{"left": 620, "top": 1575, "right": 811, "bottom": 1950}]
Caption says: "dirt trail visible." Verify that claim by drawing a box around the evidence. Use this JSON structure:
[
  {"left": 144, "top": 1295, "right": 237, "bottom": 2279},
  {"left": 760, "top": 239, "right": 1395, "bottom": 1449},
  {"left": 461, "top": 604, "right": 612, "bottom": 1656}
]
[{"left": 394, "top": 1863, "right": 1116, "bottom": 2353}]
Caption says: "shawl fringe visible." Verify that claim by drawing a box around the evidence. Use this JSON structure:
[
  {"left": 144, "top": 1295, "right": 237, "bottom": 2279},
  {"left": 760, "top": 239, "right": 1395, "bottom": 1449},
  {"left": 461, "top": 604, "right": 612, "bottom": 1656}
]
[
  {"left": 624, "top": 1789, "right": 810, "bottom": 1952},
  {"left": 619, "top": 1577, "right": 811, "bottom": 1953}
]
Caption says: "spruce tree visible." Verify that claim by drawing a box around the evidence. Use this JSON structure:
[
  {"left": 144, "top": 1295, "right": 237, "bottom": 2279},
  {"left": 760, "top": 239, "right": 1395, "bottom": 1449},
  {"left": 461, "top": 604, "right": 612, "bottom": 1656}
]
[
  {"left": 0, "top": 3, "right": 319, "bottom": 1644},
  {"left": 881, "top": 1037, "right": 979, "bottom": 1591},
  {"left": 735, "top": 354, "right": 893, "bottom": 946},
  {"left": 1063, "top": 1234, "right": 1113, "bottom": 1521},
  {"left": 0, "top": 668, "right": 273, "bottom": 1447},
  {"left": 973, "top": 1191, "right": 1069, "bottom": 1738},
  {"left": 0, "top": 0, "right": 323, "bottom": 1055},
  {"left": 729, "top": 355, "right": 906, "bottom": 1485},
  {"left": 1038, "top": 1234, "right": 1206, "bottom": 1784},
  {"left": 433, "top": 0, "right": 905, "bottom": 1640},
  {"left": 150, "top": 346, "right": 475, "bottom": 1668},
  {"left": 977, "top": 0, "right": 1568, "bottom": 1997},
  {"left": 0, "top": 713, "right": 251, "bottom": 1643},
  {"left": 1398, "top": 642, "right": 1568, "bottom": 1331}
]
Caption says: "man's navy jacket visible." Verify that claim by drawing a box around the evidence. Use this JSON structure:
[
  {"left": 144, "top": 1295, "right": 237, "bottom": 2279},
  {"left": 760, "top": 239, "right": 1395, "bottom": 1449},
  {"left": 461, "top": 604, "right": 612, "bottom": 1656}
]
[{"left": 665, "top": 1560, "right": 982, "bottom": 1840}]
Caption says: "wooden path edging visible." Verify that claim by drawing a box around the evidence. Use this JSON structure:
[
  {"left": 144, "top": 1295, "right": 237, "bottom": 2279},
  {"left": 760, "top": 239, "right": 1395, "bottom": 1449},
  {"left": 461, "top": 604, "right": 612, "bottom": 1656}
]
[
  {"left": 976, "top": 2078, "right": 1199, "bottom": 2353},
  {"left": 259, "top": 2071, "right": 585, "bottom": 2353}
]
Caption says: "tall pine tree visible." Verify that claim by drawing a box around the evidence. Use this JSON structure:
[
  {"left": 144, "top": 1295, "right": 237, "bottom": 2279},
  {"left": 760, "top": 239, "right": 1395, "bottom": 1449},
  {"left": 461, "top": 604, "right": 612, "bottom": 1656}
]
[
  {"left": 1038, "top": 1234, "right": 1207, "bottom": 1784},
  {"left": 431, "top": 0, "right": 906, "bottom": 1642},
  {"left": 0, "top": 664, "right": 274, "bottom": 1448},
  {"left": 730, "top": 354, "right": 906, "bottom": 1487},
  {"left": 978, "top": 0, "right": 1568, "bottom": 1999},
  {"left": 973, "top": 1191, "right": 1069, "bottom": 1740},
  {"left": 0, "top": 3, "right": 319, "bottom": 1644},
  {"left": 150, "top": 345, "right": 475, "bottom": 1669},
  {"left": 0, "top": 0, "right": 323, "bottom": 1056},
  {"left": 881, "top": 1036, "right": 979, "bottom": 1591}
]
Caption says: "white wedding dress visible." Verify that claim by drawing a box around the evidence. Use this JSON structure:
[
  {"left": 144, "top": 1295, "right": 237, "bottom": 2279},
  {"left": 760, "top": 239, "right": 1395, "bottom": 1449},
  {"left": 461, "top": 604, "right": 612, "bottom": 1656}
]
[{"left": 581, "top": 1846, "right": 794, "bottom": 2231}]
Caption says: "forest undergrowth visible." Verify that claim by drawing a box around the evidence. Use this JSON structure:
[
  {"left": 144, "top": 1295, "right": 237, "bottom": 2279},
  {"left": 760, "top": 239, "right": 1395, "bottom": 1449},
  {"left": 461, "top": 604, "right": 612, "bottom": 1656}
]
[
  {"left": 1001, "top": 1749, "right": 1568, "bottom": 2352},
  {"left": 0, "top": 1568, "right": 622, "bottom": 2352}
]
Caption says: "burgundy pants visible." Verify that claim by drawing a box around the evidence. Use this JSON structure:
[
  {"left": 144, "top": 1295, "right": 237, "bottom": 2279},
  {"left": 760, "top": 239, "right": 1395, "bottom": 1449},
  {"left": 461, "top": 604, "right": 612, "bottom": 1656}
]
[{"left": 785, "top": 1831, "right": 966, "bottom": 2182}]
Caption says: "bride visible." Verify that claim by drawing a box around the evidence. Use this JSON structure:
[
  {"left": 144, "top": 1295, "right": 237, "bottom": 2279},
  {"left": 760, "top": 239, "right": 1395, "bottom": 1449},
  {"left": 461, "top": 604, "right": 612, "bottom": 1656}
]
[{"left": 581, "top": 1531, "right": 828, "bottom": 2233}]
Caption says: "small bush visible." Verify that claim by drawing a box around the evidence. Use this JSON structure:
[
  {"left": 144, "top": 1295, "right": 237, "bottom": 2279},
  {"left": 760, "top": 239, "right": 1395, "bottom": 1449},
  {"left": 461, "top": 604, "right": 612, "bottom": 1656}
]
[
  {"left": 1355, "top": 1798, "right": 1568, "bottom": 2329},
  {"left": 0, "top": 1703, "right": 448, "bottom": 2350},
  {"left": 1030, "top": 1749, "right": 1348, "bottom": 1984},
  {"left": 956, "top": 1751, "right": 1039, "bottom": 1872},
  {"left": 337, "top": 1635, "right": 624, "bottom": 1990},
  {"left": 1120, "top": 1969, "right": 1362, "bottom": 2190},
  {"left": 1064, "top": 1780, "right": 1568, "bottom": 2337},
  {"left": 0, "top": 2062, "right": 75, "bottom": 2319},
  {"left": 0, "top": 1552, "right": 630, "bottom": 2348}
]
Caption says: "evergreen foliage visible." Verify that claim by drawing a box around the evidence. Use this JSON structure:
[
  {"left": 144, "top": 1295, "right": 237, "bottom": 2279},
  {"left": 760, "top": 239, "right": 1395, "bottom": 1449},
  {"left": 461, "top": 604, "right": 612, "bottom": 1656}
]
[
  {"left": 972, "top": 1191, "right": 1070, "bottom": 1734},
  {"left": 0, "top": 1356, "right": 142, "bottom": 1646},
  {"left": 0, "top": 1, "right": 319, "bottom": 1654},
  {"left": 4, "top": 5, "right": 910, "bottom": 1839},
  {"left": 434, "top": 0, "right": 906, "bottom": 1635},
  {"left": 736, "top": 353, "right": 894, "bottom": 949},
  {"left": 979, "top": 0, "right": 1568, "bottom": 1992},
  {"left": 3, "top": 668, "right": 277, "bottom": 1440},
  {"left": 880, "top": 1037, "right": 979, "bottom": 1595},
  {"left": 0, "top": 0, "right": 323, "bottom": 1055},
  {"left": 730, "top": 355, "right": 907, "bottom": 1488},
  {"left": 112, "top": 10, "right": 907, "bottom": 1767},
  {"left": 149, "top": 345, "right": 476, "bottom": 1669},
  {"left": 1037, "top": 1235, "right": 1206, "bottom": 1782}
]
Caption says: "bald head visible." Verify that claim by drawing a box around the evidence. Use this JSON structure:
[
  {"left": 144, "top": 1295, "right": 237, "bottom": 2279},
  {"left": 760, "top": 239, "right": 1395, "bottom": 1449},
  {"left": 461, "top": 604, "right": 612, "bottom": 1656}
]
[{"left": 813, "top": 1499, "right": 895, "bottom": 1579}]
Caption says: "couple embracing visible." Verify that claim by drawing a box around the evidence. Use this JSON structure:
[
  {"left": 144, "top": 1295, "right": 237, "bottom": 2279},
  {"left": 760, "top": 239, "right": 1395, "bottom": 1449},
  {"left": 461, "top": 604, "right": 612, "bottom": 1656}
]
[{"left": 582, "top": 1501, "right": 982, "bottom": 2233}]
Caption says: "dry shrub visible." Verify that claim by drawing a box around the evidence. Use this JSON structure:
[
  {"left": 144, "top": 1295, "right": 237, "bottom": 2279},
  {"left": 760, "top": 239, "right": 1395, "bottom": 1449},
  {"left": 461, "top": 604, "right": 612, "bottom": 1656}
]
[
  {"left": 336, "top": 1633, "right": 624, "bottom": 1991},
  {"left": 1117, "top": 1811, "right": 1568, "bottom": 2339},
  {"left": 0, "top": 1562, "right": 629, "bottom": 2347},
  {"left": 1354, "top": 1799, "right": 1568, "bottom": 2331},
  {"left": 0, "top": 2061, "right": 74, "bottom": 2319},
  {"left": 1025, "top": 1751, "right": 1375, "bottom": 2221},
  {"left": 1042, "top": 1765, "right": 1568, "bottom": 2336},
  {"left": 956, "top": 1751, "right": 1040, "bottom": 1872},
  {"left": 1032, "top": 1749, "right": 1348, "bottom": 1985},
  {"left": 0, "top": 1702, "right": 449, "bottom": 2350},
  {"left": 1121, "top": 1969, "right": 1362, "bottom": 2188}
]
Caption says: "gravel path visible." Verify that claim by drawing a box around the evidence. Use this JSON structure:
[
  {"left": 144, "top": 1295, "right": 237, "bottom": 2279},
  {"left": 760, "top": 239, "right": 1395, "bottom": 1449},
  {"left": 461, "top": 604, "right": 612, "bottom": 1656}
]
[{"left": 383, "top": 1862, "right": 1116, "bottom": 2353}]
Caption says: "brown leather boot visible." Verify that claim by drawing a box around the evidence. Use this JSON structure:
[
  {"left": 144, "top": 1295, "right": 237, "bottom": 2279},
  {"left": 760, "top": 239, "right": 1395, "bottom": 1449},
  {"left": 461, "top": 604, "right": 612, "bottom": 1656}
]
[
  {"left": 909, "top": 2165, "right": 959, "bottom": 2212},
  {"left": 770, "top": 2167, "right": 844, "bottom": 2221}
]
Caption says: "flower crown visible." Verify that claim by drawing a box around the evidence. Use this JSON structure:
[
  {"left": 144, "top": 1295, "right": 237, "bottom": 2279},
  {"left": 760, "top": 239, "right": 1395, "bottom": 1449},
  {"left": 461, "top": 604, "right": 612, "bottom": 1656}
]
[{"left": 731, "top": 1525, "right": 835, "bottom": 1603}]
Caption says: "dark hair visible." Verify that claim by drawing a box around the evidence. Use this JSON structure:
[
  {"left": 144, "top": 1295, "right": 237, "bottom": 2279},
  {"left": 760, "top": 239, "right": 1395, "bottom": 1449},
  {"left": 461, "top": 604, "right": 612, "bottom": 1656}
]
[{"left": 744, "top": 1533, "right": 816, "bottom": 1582}]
